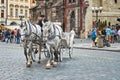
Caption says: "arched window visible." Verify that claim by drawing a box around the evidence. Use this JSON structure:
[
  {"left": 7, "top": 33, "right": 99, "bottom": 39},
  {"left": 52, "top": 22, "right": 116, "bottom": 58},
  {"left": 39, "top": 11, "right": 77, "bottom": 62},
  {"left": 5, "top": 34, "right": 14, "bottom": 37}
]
[
  {"left": 10, "top": 8, "right": 13, "bottom": 16},
  {"left": 70, "top": 11, "right": 75, "bottom": 30},
  {"left": 1, "top": 10, "right": 4, "bottom": 18},
  {"left": 25, "top": 10, "right": 28, "bottom": 18},
  {"left": 99, "top": 0, "right": 103, "bottom": 6},
  {"left": 15, "top": 9, "right": 18, "bottom": 17},
  {"left": 1, "top": 0, "right": 4, "bottom": 3},
  {"left": 115, "top": 0, "right": 117, "bottom": 4},
  {"left": 20, "top": 9, "right": 23, "bottom": 14}
]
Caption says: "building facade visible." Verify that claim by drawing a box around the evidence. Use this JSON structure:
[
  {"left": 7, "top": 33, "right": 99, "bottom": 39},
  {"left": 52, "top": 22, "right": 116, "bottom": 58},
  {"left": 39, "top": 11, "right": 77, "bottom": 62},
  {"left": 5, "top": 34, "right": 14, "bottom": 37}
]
[
  {"left": 30, "top": 0, "right": 120, "bottom": 38},
  {"left": 0, "top": 0, "right": 7, "bottom": 25},
  {"left": 0, "top": 0, "right": 36, "bottom": 26},
  {"left": 92, "top": 0, "right": 120, "bottom": 25},
  {"left": 31, "top": 0, "right": 89, "bottom": 37},
  {"left": 7, "top": 0, "right": 31, "bottom": 25}
]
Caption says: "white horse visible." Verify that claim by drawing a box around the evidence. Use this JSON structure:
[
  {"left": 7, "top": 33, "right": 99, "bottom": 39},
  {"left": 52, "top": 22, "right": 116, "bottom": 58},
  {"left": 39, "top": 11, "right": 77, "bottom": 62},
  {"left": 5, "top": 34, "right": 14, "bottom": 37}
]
[
  {"left": 20, "top": 20, "right": 42, "bottom": 67},
  {"left": 42, "top": 21, "right": 63, "bottom": 69},
  {"left": 61, "top": 29, "right": 76, "bottom": 60}
]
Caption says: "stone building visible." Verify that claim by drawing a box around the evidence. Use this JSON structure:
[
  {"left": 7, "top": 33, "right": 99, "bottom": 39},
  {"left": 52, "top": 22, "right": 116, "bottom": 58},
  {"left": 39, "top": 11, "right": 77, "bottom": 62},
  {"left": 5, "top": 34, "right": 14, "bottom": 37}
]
[
  {"left": 0, "top": 0, "right": 7, "bottom": 25},
  {"left": 31, "top": 0, "right": 89, "bottom": 38},
  {"left": 30, "top": 0, "right": 120, "bottom": 38},
  {"left": 92, "top": 0, "right": 120, "bottom": 25},
  {"left": 0, "top": 0, "right": 35, "bottom": 26}
]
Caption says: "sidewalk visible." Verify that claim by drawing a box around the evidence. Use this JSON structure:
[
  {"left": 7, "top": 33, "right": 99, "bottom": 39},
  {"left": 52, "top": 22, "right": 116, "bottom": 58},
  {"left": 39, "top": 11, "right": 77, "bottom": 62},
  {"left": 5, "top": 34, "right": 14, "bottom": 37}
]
[{"left": 73, "top": 38, "right": 120, "bottom": 52}]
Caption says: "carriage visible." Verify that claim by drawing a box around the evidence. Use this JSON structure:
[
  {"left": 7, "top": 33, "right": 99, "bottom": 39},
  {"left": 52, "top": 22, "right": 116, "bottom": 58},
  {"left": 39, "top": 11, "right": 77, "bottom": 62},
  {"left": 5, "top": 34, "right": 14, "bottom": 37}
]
[{"left": 20, "top": 20, "right": 75, "bottom": 69}]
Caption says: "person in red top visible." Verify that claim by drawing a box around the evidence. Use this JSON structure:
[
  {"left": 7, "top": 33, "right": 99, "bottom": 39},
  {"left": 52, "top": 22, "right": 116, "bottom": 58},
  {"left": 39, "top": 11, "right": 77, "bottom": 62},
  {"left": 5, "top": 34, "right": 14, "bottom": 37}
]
[{"left": 13, "top": 28, "right": 17, "bottom": 43}]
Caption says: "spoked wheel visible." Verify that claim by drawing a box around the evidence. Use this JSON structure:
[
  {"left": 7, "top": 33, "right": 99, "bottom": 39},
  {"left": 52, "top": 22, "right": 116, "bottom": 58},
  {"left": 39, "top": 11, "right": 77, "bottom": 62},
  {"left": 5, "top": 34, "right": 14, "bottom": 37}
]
[
  {"left": 68, "top": 47, "right": 73, "bottom": 59},
  {"left": 59, "top": 46, "right": 64, "bottom": 62},
  {"left": 42, "top": 45, "right": 50, "bottom": 58}
]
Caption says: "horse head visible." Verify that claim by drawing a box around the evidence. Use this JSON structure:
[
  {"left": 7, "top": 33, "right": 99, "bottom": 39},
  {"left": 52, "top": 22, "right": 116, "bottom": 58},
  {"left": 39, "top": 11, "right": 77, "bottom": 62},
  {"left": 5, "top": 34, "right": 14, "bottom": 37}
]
[
  {"left": 42, "top": 21, "right": 53, "bottom": 41},
  {"left": 20, "top": 21, "right": 29, "bottom": 41}
]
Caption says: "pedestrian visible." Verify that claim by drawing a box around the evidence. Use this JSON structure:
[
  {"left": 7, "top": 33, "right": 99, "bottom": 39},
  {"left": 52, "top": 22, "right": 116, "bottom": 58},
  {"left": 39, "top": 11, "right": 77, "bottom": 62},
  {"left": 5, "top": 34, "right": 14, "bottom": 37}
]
[
  {"left": 106, "top": 26, "right": 111, "bottom": 42},
  {"left": 16, "top": 29, "right": 21, "bottom": 44},
  {"left": 111, "top": 27, "right": 116, "bottom": 43},
  {"left": 91, "top": 27, "right": 97, "bottom": 47},
  {"left": 10, "top": 30, "right": 14, "bottom": 43},
  {"left": 6, "top": 29, "right": 11, "bottom": 43},
  {"left": 13, "top": 28, "right": 17, "bottom": 43}
]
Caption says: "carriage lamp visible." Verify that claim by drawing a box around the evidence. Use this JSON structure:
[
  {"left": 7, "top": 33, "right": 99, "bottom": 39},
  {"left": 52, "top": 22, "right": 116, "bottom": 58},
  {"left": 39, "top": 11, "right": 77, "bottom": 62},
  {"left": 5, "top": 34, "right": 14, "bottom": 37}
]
[
  {"left": 92, "top": 6, "right": 103, "bottom": 27},
  {"left": 19, "top": 14, "right": 24, "bottom": 27}
]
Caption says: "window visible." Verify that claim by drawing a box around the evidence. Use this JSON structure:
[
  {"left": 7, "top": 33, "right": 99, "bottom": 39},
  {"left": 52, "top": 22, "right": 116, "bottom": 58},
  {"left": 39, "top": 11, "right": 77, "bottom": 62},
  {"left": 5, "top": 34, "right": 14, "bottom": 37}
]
[
  {"left": 10, "top": 8, "right": 13, "bottom": 16},
  {"left": 20, "top": 9, "right": 23, "bottom": 14},
  {"left": 25, "top": 10, "right": 28, "bottom": 18},
  {"left": 32, "top": 0, "right": 35, "bottom": 3},
  {"left": 15, "top": 9, "right": 18, "bottom": 17},
  {"left": 69, "top": 0, "right": 72, "bottom": 3},
  {"left": 115, "top": 0, "right": 117, "bottom": 4},
  {"left": 99, "top": 0, "right": 103, "bottom": 6},
  {"left": 68, "top": 0, "right": 76, "bottom": 3},
  {"left": 25, "top": 0, "right": 28, "bottom": 2},
  {"left": 1, "top": 10, "right": 4, "bottom": 18},
  {"left": 1, "top": 0, "right": 4, "bottom": 4},
  {"left": 20, "top": 0, "right": 23, "bottom": 2}
]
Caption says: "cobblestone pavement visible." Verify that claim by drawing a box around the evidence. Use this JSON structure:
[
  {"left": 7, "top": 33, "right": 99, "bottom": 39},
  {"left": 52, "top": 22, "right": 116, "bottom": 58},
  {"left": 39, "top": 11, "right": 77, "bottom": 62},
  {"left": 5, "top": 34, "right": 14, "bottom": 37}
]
[{"left": 0, "top": 42, "right": 120, "bottom": 80}]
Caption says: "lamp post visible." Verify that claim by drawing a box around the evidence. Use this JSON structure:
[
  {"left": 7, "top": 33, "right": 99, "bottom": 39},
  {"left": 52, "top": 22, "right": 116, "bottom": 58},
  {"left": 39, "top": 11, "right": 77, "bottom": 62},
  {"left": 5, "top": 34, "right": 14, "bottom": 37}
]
[
  {"left": 92, "top": 7, "right": 103, "bottom": 27},
  {"left": 19, "top": 14, "right": 24, "bottom": 27},
  {"left": 44, "top": 0, "right": 48, "bottom": 19}
]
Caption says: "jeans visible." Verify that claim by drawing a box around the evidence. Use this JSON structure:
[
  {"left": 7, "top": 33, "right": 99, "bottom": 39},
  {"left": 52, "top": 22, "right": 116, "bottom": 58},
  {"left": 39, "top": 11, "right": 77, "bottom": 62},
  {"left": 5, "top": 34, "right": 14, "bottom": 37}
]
[{"left": 16, "top": 37, "right": 20, "bottom": 44}]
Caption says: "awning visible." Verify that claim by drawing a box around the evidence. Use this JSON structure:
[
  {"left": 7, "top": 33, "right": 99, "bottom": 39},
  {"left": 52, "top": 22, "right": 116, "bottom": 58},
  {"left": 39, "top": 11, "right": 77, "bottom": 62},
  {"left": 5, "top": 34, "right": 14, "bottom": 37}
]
[
  {"left": 29, "top": 5, "right": 38, "bottom": 10},
  {"left": 0, "top": 25, "right": 20, "bottom": 30}
]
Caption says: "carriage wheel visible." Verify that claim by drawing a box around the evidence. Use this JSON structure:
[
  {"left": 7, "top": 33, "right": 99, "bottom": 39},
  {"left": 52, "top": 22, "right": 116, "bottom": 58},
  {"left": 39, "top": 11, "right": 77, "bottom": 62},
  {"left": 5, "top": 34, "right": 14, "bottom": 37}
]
[
  {"left": 42, "top": 45, "right": 50, "bottom": 58},
  {"left": 59, "top": 46, "right": 64, "bottom": 62}
]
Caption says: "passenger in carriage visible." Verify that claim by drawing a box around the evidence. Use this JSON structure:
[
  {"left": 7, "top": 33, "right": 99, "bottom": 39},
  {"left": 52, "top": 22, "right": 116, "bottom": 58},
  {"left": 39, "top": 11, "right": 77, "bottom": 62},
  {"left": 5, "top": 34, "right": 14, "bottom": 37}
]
[{"left": 37, "top": 15, "right": 48, "bottom": 31}]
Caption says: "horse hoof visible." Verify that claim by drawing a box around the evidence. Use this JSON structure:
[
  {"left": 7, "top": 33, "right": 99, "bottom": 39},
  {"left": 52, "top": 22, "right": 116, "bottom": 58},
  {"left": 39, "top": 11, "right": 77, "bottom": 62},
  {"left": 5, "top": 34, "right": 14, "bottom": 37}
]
[
  {"left": 30, "top": 61, "right": 32, "bottom": 64},
  {"left": 33, "top": 60, "right": 35, "bottom": 62},
  {"left": 37, "top": 61, "right": 41, "bottom": 64},
  {"left": 45, "top": 64, "right": 51, "bottom": 69},
  {"left": 52, "top": 62, "right": 58, "bottom": 67},
  {"left": 26, "top": 64, "right": 31, "bottom": 67}
]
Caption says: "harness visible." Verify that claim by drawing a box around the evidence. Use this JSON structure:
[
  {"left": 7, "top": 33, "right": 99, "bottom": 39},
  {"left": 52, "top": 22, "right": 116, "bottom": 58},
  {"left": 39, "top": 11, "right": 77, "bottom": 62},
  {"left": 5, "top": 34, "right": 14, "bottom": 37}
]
[{"left": 48, "top": 24, "right": 61, "bottom": 40}]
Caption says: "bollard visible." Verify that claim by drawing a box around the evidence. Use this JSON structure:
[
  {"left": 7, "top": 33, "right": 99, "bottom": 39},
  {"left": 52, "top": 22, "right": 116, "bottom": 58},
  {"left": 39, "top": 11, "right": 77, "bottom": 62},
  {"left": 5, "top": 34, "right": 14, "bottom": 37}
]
[{"left": 97, "top": 38, "right": 103, "bottom": 48}]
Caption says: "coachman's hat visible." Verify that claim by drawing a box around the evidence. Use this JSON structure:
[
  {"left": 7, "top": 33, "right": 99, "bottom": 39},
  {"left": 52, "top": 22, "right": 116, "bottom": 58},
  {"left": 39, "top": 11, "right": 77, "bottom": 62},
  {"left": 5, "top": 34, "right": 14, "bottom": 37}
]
[{"left": 40, "top": 15, "right": 45, "bottom": 17}]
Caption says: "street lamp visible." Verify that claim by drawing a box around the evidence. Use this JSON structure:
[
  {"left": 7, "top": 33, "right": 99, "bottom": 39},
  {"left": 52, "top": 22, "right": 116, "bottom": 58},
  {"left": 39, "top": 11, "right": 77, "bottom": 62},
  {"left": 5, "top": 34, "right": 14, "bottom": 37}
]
[
  {"left": 44, "top": 0, "right": 48, "bottom": 19},
  {"left": 19, "top": 14, "right": 24, "bottom": 27},
  {"left": 92, "top": 6, "right": 103, "bottom": 27}
]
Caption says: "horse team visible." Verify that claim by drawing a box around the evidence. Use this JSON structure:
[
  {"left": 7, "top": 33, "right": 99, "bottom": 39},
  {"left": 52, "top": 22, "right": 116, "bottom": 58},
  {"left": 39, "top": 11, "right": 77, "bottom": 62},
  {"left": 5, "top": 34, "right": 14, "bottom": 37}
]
[{"left": 20, "top": 20, "right": 75, "bottom": 69}]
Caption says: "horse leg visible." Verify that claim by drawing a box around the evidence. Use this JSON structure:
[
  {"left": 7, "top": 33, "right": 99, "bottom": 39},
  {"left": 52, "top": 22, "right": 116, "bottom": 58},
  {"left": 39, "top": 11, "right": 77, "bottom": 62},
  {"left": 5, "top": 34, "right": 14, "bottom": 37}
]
[
  {"left": 51, "top": 50, "right": 58, "bottom": 67},
  {"left": 24, "top": 47, "right": 28, "bottom": 64},
  {"left": 37, "top": 45, "right": 41, "bottom": 63},
  {"left": 23, "top": 40, "right": 29, "bottom": 66},
  {"left": 45, "top": 44, "right": 52, "bottom": 69},
  {"left": 54, "top": 50, "right": 58, "bottom": 62},
  {"left": 26, "top": 42, "right": 33, "bottom": 67}
]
